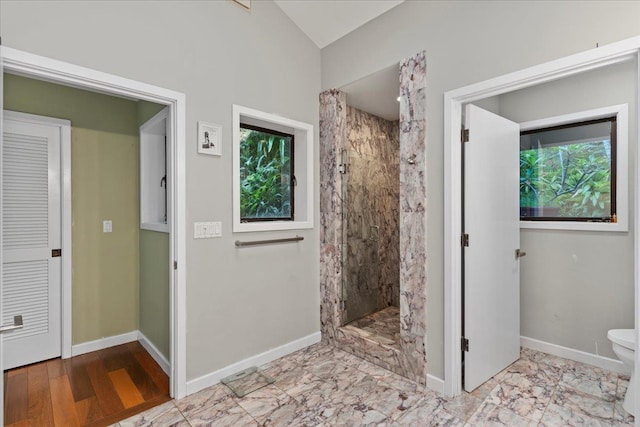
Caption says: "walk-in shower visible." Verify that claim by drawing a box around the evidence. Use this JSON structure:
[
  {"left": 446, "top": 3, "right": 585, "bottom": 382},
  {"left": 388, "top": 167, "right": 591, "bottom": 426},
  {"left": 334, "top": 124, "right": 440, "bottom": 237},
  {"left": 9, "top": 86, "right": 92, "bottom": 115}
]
[
  {"left": 340, "top": 102, "right": 400, "bottom": 348},
  {"left": 320, "top": 52, "right": 427, "bottom": 385}
]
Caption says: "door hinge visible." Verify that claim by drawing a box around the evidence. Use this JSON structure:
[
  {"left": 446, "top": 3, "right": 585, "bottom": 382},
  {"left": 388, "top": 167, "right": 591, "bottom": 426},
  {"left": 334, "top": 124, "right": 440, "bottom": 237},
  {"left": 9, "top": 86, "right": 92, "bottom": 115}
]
[
  {"left": 173, "top": 260, "right": 178, "bottom": 270},
  {"left": 461, "top": 337, "right": 469, "bottom": 352},
  {"left": 52, "top": 249, "right": 62, "bottom": 257},
  {"left": 461, "top": 233, "right": 469, "bottom": 247},
  {"left": 338, "top": 163, "right": 347, "bottom": 174},
  {"left": 461, "top": 128, "right": 469, "bottom": 143}
]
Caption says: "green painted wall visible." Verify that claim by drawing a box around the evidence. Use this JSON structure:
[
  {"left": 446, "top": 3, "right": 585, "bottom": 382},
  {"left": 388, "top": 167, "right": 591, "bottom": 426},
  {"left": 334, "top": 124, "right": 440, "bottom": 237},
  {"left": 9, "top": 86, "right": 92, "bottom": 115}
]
[
  {"left": 138, "top": 101, "right": 170, "bottom": 359},
  {"left": 3, "top": 73, "right": 140, "bottom": 344}
]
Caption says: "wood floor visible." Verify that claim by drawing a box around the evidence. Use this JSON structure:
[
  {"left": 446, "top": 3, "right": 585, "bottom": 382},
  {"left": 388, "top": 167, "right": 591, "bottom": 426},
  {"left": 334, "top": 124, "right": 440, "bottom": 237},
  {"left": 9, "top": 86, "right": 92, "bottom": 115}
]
[{"left": 3, "top": 341, "right": 170, "bottom": 427}]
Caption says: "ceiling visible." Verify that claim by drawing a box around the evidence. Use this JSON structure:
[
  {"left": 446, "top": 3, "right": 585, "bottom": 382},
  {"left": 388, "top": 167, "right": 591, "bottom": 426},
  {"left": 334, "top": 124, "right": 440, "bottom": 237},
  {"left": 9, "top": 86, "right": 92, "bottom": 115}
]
[
  {"left": 340, "top": 64, "right": 399, "bottom": 121},
  {"left": 274, "top": 0, "right": 405, "bottom": 49}
]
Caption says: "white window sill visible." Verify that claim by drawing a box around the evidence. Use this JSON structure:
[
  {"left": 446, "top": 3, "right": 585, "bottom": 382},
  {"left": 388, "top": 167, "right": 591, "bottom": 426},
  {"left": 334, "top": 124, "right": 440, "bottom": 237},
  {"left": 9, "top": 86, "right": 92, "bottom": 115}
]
[
  {"left": 234, "top": 220, "right": 312, "bottom": 233},
  {"left": 520, "top": 220, "right": 627, "bottom": 232},
  {"left": 141, "top": 222, "right": 170, "bottom": 233}
]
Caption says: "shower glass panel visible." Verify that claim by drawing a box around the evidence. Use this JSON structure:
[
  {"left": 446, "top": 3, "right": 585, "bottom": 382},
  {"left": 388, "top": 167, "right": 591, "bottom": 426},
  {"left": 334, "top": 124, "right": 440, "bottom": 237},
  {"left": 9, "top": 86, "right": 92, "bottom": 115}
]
[{"left": 341, "top": 148, "right": 382, "bottom": 324}]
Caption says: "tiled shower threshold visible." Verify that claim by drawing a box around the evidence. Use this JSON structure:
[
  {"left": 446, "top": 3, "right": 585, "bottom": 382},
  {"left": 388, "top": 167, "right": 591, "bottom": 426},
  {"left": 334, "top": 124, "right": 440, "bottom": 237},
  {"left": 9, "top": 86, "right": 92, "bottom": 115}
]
[{"left": 343, "top": 306, "right": 400, "bottom": 350}]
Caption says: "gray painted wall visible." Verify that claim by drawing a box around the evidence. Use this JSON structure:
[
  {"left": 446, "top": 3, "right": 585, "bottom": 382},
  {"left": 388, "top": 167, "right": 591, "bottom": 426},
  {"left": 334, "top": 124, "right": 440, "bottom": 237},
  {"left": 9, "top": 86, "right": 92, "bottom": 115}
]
[
  {"left": 498, "top": 61, "right": 636, "bottom": 359},
  {"left": 1, "top": 0, "right": 321, "bottom": 381},
  {"left": 321, "top": 0, "right": 640, "bottom": 378}
]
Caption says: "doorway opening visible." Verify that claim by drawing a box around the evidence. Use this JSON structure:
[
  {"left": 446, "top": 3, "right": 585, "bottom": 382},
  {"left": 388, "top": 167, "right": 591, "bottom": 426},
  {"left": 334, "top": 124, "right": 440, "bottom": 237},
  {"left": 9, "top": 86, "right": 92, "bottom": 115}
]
[
  {"left": 2, "top": 73, "right": 172, "bottom": 426},
  {"left": 0, "top": 46, "right": 187, "bottom": 423},
  {"left": 444, "top": 36, "right": 640, "bottom": 417}
]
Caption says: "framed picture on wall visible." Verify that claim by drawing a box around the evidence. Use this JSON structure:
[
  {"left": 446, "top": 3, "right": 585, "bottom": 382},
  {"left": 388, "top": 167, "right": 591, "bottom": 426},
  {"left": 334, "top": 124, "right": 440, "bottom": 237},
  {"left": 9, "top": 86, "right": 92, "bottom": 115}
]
[{"left": 198, "top": 121, "right": 222, "bottom": 156}]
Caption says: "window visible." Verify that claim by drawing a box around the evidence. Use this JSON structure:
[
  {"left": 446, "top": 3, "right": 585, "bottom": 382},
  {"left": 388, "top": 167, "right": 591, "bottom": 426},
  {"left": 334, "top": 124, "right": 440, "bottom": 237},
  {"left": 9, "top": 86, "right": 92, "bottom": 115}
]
[
  {"left": 519, "top": 104, "right": 628, "bottom": 232},
  {"left": 520, "top": 117, "right": 616, "bottom": 222},
  {"left": 239, "top": 124, "right": 294, "bottom": 222},
  {"left": 232, "top": 105, "right": 313, "bottom": 233}
]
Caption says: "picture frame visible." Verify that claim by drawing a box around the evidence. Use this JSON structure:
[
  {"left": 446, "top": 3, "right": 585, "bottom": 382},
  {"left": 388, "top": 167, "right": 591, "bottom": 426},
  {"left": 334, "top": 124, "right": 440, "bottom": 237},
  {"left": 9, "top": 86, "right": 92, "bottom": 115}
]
[{"left": 197, "top": 121, "right": 222, "bottom": 156}]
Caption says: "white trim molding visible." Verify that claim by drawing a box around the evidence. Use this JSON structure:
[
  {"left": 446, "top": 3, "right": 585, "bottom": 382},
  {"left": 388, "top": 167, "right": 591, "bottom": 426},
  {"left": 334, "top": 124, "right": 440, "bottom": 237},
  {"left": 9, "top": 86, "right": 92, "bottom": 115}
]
[
  {"left": 443, "top": 36, "right": 640, "bottom": 398},
  {"left": 1, "top": 46, "right": 188, "bottom": 399},
  {"left": 71, "top": 331, "right": 139, "bottom": 357},
  {"left": 521, "top": 336, "right": 628, "bottom": 375},
  {"left": 186, "top": 331, "right": 321, "bottom": 395},
  {"left": 427, "top": 374, "right": 445, "bottom": 394},
  {"left": 138, "top": 331, "right": 171, "bottom": 375},
  {"left": 232, "top": 104, "right": 314, "bottom": 233}
]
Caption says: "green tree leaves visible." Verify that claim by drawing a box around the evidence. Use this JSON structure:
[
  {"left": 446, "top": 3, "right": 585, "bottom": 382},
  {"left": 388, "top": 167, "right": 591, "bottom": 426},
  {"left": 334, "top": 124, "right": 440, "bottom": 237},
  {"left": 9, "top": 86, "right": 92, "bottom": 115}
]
[
  {"left": 240, "top": 127, "right": 292, "bottom": 220},
  {"left": 520, "top": 140, "right": 611, "bottom": 218}
]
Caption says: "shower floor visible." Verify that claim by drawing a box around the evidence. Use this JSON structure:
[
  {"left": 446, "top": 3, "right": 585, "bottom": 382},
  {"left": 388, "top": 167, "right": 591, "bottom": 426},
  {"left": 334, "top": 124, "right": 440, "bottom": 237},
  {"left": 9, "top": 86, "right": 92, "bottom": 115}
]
[{"left": 345, "top": 306, "right": 400, "bottom": 349}]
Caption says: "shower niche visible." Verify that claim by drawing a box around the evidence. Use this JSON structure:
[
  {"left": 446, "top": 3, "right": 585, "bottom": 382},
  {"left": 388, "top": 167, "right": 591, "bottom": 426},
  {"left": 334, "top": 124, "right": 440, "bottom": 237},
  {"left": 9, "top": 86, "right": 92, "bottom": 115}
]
[{"left": 320, "top": 51, "right": 427, "bottom": 384}]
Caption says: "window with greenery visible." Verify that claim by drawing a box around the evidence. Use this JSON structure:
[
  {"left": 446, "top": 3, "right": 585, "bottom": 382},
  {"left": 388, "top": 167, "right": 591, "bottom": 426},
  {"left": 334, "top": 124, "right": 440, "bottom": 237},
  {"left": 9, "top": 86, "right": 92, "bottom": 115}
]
[
  {"left": 239, "top": 124, "right": 294, "bottom": 222},
  {"left": 520, "top": 117, "right": 616, "bottom": 222}
]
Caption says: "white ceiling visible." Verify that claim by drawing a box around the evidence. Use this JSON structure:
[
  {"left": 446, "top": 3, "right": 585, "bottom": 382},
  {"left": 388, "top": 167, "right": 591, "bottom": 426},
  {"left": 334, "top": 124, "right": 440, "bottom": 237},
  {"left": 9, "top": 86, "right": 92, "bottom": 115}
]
[
  {"left": 341, "top": 64, "right": 399, "bottom": 121},
  {"left": 274, "top": 0, "right": 405, "bottom": 49}
]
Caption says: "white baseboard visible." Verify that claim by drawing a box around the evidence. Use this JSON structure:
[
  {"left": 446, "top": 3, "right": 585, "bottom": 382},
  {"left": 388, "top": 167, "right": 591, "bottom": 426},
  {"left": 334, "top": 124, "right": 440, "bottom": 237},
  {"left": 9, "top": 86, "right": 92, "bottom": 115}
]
[
  {"left": 71, "top": 330, "right": 138, "bottom": 357},
  {"left": 138, "top": 331, "right": 171, "bottom": 375},
  {"left": 427, "top": 374, "right": 445, "bottom": 394},
  {"left": 186, "top": 331, "right": 321, "bottom": 396},
  {"left": 521, "top": 336, "right": 629, "bottom": 375}
]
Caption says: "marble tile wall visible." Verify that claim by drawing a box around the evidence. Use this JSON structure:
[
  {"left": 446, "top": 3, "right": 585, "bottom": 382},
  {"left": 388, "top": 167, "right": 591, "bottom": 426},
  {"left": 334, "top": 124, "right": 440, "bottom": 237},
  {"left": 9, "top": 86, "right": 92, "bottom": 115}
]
[
  {"left": 343, "top": 105, "right": 400, "bottom": 323},
  {"left": 319, "top": 51, "right": 427, "bottom": 385}
]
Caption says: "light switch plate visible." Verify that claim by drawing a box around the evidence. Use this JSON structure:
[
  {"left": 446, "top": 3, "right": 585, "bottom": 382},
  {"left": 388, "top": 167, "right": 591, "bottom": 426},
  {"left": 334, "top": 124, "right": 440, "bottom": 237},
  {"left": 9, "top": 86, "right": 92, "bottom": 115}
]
[
  {"left": 194, "top": 221, "right": 222, "bottom": 239},
  {"left": 103, "top": 220, "right": 113, "bottom": 233}
]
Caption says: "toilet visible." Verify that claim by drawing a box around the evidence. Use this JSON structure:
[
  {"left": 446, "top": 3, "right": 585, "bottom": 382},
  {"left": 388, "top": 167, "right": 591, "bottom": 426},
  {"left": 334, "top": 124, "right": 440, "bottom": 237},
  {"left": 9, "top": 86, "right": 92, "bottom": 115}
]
[{"left": 608, "top": 329, "right": 635, "bottom": 416}]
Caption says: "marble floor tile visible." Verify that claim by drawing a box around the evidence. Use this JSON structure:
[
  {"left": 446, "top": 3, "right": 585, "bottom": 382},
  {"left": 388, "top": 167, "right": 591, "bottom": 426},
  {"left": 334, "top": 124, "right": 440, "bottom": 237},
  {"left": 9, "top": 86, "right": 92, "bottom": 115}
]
[
  {"left": 539, "top": 402, "right": 610, "bottom": 427},
  {"left": 466, "top": 401, "right": 537, "bottom": 427},
  {"left": 520, "top": 347, "right": 576, "bottom": 371},
  {"left": 175, "top": 384, "right": 257, "bottom": 426},
  {"left": 470, "top": 378, "right": 500, "bottom": 400},
  {"left": 613, "top": 401, "right": 634, "bottom": 426},
  {"left": 357, "top": 377, "right": 424, "bottom": 419},
  {"left": 118, "top": 344, "right": 634, "bottom": 427},
  {"left": 616, "top": 376, "right": 629, "bottom": 401},
  {"left": 485, "top": 380, "right": 554, "bottom": 422},
  {"left": 550, "top": 384, "right": 615, "bottom": 423},
  {"left": 560, "top": 361, "right": 619, "bottom": 401},
  {"left": 391, "top": 398, "right": 464, "bottom": 427},
  {"left": 233, "top": 385, "right": 293, "bottom": 422},
  {"left": 560, "top": 368, "right": 617, "bottom": 402}
]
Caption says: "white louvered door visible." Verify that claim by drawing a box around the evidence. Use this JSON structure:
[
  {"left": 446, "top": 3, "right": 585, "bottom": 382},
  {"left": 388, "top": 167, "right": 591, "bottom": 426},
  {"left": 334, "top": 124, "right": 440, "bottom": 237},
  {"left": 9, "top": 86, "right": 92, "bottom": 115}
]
[{"left": 2, "top": 115, "right": 61, "bottom": 370}]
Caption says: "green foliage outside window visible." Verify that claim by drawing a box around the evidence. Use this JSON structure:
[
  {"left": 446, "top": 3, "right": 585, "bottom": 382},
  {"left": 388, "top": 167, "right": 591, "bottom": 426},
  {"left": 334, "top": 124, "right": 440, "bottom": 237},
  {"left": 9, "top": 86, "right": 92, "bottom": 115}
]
[
  {"left": 240, "top": 125, "right": 293, "bottom": 220},
  {"left": 520, "top": 140, "right": 612, "bottom": 218}
]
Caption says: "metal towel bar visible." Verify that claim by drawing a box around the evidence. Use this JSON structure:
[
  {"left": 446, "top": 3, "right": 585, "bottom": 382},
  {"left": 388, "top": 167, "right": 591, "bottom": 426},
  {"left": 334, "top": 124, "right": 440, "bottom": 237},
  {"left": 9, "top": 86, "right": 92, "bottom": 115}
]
[{"left": 235, "top": 235, "right": 304, "bottom": 247}]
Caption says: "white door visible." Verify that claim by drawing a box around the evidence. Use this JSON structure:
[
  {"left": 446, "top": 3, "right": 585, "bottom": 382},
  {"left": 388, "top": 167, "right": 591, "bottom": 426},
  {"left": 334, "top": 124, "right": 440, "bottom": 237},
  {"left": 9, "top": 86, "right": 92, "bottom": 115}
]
[
  {"left": 2, "top": 113, "right": 62, "bottom": 370},
  {"left": 463, "top": 104, "right": 521, "bottom": 392}
]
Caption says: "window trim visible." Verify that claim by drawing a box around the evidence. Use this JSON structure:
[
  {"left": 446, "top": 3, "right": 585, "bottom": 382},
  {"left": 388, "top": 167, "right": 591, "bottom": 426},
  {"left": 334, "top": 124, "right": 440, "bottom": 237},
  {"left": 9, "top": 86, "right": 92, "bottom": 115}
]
[
  {"left": 519, "top": 104, "right": 628, "bottom": 232},
  {"left": 239, "top": 122, "right": 295, "bottom": 222},
  {"left": 232, "top": 104, "right": 314, "bottom": 233}
]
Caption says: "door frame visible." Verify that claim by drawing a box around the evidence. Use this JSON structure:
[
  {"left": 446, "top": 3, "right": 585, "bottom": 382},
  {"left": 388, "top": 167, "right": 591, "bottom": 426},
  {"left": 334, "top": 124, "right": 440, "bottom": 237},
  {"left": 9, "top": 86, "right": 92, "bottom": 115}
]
[
  {"left": 444, "top": 35, "right": 640, "bottom": 400},
  {"left": 0, "top": 46, "right": 188, "bottom": 399}
]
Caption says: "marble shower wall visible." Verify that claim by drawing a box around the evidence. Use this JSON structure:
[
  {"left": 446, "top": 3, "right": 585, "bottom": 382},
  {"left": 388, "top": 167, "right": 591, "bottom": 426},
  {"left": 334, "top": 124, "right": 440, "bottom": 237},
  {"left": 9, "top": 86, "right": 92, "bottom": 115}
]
[
  {"left": 319, "top": 50, "right": 427, "bottom": 385},
  {"left": 343, "top": 106, "right": 400, "bottom": 324}
]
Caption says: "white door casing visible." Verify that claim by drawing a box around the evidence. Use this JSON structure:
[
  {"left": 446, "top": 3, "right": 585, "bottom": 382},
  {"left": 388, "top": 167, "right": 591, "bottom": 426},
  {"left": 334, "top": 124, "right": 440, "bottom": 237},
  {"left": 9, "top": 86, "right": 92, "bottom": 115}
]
[
  {"left": 463, "top": 104, "right": 521, "bottom": 391},
  {"left": 2, "top": 114, "right": 65, "bottom": 370}
]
